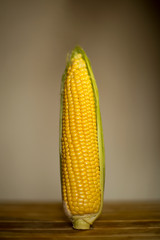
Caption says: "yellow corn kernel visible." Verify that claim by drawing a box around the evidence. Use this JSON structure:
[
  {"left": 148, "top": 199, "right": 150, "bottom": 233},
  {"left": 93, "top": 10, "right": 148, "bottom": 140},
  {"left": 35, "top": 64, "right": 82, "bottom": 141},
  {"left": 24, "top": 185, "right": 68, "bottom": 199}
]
[{"left": 61, "top": 54, "right": 101, "bottom": 216}]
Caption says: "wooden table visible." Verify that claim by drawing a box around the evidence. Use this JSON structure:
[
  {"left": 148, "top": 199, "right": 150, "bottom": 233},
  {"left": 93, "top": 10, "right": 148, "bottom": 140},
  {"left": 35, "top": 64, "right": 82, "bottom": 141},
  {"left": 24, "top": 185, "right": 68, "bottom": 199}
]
[{"left": 0, "top": 202, "right": 160, "bottom": 239}]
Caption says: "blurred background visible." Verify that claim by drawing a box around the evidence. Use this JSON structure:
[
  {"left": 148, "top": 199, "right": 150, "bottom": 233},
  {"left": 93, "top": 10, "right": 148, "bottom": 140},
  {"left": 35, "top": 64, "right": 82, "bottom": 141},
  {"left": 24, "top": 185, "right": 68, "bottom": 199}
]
[{"left": 0, "top": 0, "right": 160, "bottom": 202}]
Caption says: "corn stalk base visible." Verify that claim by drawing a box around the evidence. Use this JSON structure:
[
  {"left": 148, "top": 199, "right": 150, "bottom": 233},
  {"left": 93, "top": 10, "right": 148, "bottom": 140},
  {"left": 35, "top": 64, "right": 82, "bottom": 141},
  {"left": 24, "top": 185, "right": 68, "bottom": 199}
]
[{"left": 72, "top": 218, "right": 91, "bottom": 230}]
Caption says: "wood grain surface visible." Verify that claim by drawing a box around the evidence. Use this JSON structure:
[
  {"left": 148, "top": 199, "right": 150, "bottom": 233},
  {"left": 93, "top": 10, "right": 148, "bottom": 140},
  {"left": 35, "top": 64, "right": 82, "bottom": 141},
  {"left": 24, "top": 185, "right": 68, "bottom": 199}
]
[{"left": 0, "top": 202, "right": 160, "bottom": 239}]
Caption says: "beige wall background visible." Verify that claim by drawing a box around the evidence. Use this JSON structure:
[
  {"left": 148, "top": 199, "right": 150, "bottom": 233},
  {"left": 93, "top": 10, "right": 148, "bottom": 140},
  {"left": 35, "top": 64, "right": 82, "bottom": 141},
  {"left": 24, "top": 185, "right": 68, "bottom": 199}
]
[{"left": 0, "top": 0, "right": 160, "bottom": 201}]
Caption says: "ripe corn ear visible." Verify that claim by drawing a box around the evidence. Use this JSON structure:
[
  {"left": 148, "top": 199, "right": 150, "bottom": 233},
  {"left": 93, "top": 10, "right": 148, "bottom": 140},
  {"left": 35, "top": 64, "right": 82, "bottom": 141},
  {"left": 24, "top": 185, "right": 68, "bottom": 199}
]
[{"left": 59, "top": 46, "right": 105, "bottom": 229}]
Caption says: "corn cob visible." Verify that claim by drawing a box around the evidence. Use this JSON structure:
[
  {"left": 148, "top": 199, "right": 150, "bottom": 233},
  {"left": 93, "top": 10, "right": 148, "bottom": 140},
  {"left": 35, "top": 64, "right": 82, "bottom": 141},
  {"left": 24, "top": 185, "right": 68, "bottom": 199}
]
[{"left": 60, "top": 46, "right": 105, "bottom": 229}]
